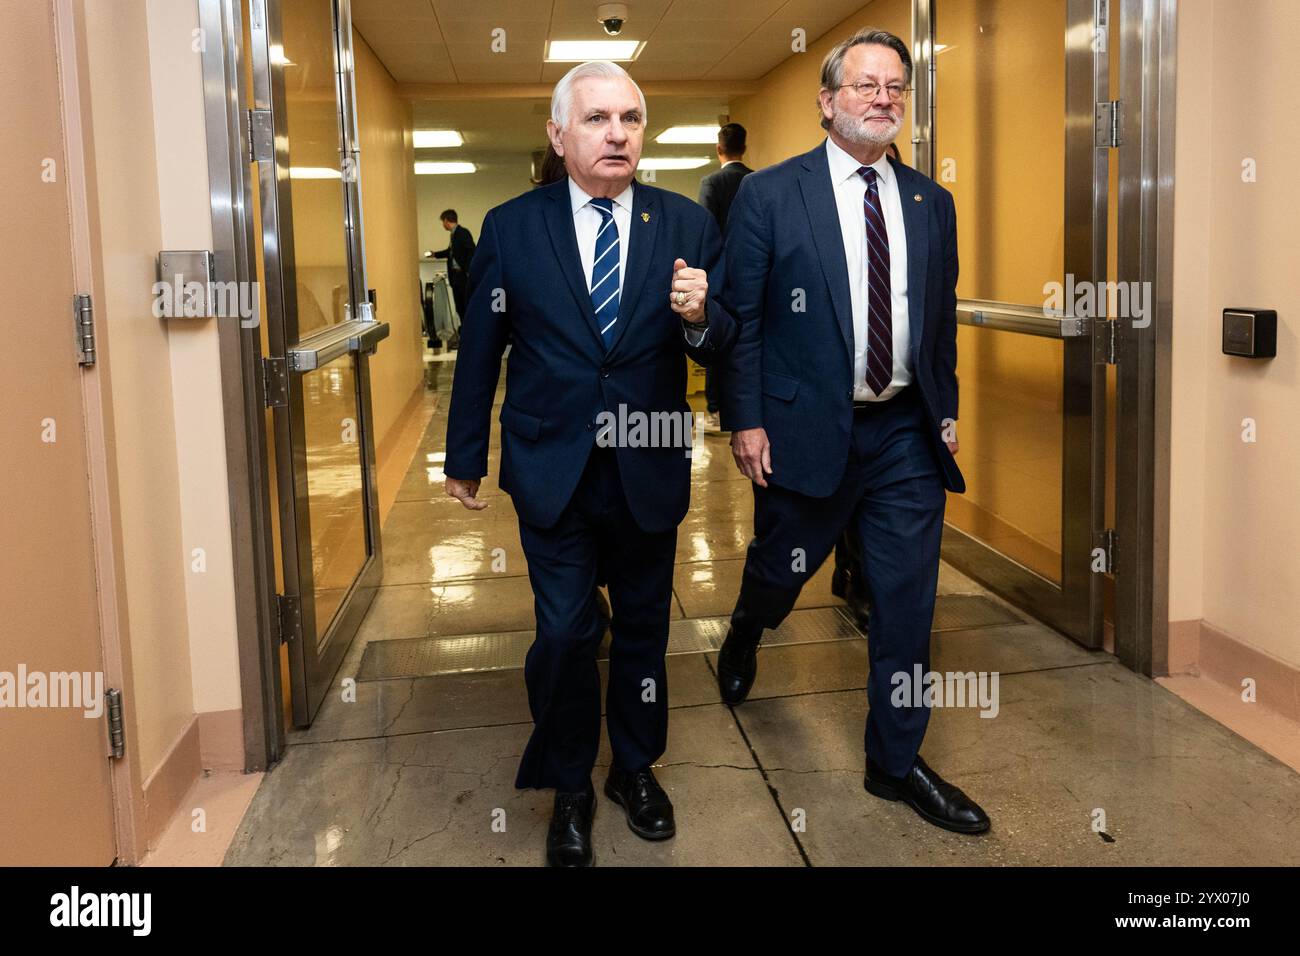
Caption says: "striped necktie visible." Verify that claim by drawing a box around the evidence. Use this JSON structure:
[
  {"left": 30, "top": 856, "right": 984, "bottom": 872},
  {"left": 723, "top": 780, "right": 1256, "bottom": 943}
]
[
  {"left": 857, "top": 165, "right": 893, "bottom": 395},
  {"left": 588, "top": 197, "right": 621, "bottom": 349}
]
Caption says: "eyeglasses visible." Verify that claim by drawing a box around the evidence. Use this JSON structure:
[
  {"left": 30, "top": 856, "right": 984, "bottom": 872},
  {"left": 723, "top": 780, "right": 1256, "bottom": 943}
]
[{"left": 834, "top": 81, "right": 912, "bottom": 103}]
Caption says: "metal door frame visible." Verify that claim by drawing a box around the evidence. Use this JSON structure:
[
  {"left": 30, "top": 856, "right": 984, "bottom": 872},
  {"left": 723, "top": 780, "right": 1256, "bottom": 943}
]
[
  {"left": 1114, "top": 0, "right": 1175, "bottom": 675},
  {"left": 912, "top": 0, "right": 1110, "bottom": 648},
  {"left": 200, "top": 0, "right": 282, "bottom": 768},
  {"left": 912, "top": 0, "right": 1176, "bottom": 672},
  {"left": 200, "top": 0, "right": 384, "bottom": 754},
  {"left": 248, "top": 0, "right": 385, "bottom": 726}
]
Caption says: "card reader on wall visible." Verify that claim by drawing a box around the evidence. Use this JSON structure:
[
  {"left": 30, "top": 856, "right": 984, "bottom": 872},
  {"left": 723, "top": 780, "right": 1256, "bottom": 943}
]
[{"left": 1222, "top": 308, "right": 1276, "bottom": 358}]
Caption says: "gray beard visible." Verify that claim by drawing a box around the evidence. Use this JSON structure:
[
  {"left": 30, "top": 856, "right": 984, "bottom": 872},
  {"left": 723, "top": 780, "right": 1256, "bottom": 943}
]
[{"left": 831, "top": 109, "right": 902, "bottom": 148}]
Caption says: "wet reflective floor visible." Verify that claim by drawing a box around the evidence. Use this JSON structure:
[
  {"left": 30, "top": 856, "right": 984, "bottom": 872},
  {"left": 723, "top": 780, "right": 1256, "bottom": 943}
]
[{"left": 225, "top": 359, "right": 1300, "bottom": 866}]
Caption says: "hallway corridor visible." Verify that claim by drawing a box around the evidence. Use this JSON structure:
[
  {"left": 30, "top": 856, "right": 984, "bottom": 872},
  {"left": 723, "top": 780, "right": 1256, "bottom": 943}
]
[{"left": 223, "top": 361, "right": 1300, "bottom": 867}]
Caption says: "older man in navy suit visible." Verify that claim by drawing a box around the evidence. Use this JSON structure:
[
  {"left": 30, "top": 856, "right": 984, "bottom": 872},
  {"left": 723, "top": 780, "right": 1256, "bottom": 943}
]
[
  {"left": 444, "top": 60, "right": 737, "bottom": 866},
  {"left": 717, "top": 28, "right": 990, "bottom": 835}
]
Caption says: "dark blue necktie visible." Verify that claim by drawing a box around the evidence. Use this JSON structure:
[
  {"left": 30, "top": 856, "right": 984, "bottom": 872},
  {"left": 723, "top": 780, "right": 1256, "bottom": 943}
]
[
  {"left": 588, "top": 198, "right": 621, "bottom": 349},
  {"left": 858, "top": 166, "right": 893, "bottom": 395}
]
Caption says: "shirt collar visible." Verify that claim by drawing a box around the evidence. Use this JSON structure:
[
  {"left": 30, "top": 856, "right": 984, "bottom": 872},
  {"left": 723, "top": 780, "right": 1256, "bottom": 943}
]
[
  {"left": 825, "top": 136, "right": 894, "bottom": 187},
  {"left": 569, "top": 176, "right": 635, "bottom": 215}
]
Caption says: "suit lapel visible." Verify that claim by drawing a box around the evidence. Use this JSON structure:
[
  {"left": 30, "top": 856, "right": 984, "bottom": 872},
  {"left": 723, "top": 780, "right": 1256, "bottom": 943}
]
[
  {"left": 543, "top": 178, "right": 605, "bottom": 348},
  {"left": 890, "top": 157, "right": 929, "bottom": 354},
  {"left": 604, "top": 179, "right": 657, "bottom": 357},
  {"left": 798, "top": 145, "right": 855, "bottom": 361}
]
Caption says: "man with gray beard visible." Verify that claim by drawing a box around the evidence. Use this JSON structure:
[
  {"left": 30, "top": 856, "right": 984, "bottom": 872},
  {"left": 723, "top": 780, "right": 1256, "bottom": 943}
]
[{"left": 716, "top": 27, "right": 989, "bottom": 834}]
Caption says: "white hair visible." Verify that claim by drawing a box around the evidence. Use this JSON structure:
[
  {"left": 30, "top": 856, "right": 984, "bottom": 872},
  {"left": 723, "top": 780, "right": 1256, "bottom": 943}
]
[{"left": 549, "top": 60, "right": 647, "bottom": 130}]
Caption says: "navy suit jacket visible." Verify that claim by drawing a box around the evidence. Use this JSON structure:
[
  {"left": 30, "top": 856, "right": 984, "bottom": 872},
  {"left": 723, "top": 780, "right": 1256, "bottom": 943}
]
[
  {"left": 720, "top": 141, "right": 965, "bottom": 496},
  {"left": 697, "top": 161, "right": 753, "bottom": 236},
  {"left": 444, "top": 177, "right": 738, "bottom": 533}
]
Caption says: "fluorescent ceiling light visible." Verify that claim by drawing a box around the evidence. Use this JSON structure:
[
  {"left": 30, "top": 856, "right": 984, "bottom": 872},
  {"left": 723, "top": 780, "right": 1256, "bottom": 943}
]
[
  {"left": 289, "top": 167, "right": 340, "bottom": 179},
  {"left": 655, "top": 126, "right": 721, "bottom": 144},
  {"left": 638, "top": 157, "right": 711, "bottom": 170},
  {"left": 415, "top": 161, "right": 476, "bottom": 175},
  {"left": 414, "top": 129, "right": 464, "bottom": 148},
  {"left": 546, "top": 40, "right": 644, "bottom": 62}
]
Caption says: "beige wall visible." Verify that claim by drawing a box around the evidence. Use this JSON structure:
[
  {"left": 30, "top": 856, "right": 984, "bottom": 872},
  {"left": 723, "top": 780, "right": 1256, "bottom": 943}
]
[
  {"left": 1169, "top": 0, "right": 1300, "bottom": 667},
  {"left": 353, "top": 33, "right": 425, "bottom": 452},
  {"left": 145, "top": 0, "right": 241, "bottom": 720},
  {"left": 82, "top": 0, "right": 198, "bottom": 778}
]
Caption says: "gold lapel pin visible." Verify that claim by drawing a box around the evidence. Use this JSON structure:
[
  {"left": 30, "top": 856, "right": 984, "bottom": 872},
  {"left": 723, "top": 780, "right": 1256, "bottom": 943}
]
[
  {"left": 914, "top": 194, "right": 923, "bottom": 202},
  {"left": 641, "top": 211, "right": 650, "bottom": 222}
]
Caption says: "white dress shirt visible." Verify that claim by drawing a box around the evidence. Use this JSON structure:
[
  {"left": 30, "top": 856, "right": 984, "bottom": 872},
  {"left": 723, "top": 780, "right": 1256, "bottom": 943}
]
[
  {"left": 825, "top": 137, "right": 912, "bottom": 400},
  {"left": 570, "top": 177, "right": 632, "bottom": 293},
  {"left": 568, "top": 176, "right": 706, "bottom": 346}
]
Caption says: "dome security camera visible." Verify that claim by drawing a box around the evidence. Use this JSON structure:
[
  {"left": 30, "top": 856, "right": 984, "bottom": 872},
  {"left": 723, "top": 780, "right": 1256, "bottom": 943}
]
[{"left": 597, "top": 3, "right": 628, "bottom": 36}]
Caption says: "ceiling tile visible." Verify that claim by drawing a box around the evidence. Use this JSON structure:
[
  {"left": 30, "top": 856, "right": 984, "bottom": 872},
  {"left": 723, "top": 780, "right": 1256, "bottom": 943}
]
[
  {"left": 350, "top": 0, "right": 437, "bottom": 20},
  {"left": 353, "top": 19, "right": 444, "bottom": 47},
  {"left": 433, "top": 0, "right": 553, "bottom": 23}
]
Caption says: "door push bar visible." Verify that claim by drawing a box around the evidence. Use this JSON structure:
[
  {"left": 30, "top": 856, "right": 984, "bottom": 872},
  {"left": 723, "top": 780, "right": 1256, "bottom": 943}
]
[{"left": 956, "top": 298, "right": 1090, "bottom": 339}]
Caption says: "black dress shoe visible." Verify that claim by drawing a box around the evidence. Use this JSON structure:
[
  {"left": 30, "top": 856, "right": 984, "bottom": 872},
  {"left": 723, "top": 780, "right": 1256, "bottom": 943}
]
[
  {"left": 832, "top": 567, "right": 871, "bottom": 630},
  {"left": 831, "top": 565, "right": 849, "bottom": 599},
  {"left": 844, "top": 584, "right": 871, "bottom": 631},
  {"left": 546, "top": 783, "right": 596, "bottom": 866},
  {"left": 865, "top": 756, "right": 990, "bottom": 834},
  {"left": 716, "top": 625, "right": 761, "bottom": 705},
  {"left": 604, "top": 765, "right": 675, "bottom": 840}
]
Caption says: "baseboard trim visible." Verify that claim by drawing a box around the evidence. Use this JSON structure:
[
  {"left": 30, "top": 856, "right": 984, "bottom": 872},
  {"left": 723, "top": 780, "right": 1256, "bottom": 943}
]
[
  {"left": 1167, "top": 618, "right": 1300, "bottom": 722},
  {"left": 198, "top": 708, "right": 244, "bottom": 772},
  {"left": 139, "top": 717, "right": 202, "bottom": 852}
]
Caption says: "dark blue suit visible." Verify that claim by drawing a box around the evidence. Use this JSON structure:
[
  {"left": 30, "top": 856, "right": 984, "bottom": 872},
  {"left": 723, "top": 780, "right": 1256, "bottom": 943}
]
[
  {"left": 445, "top": 177, "right": 737, "bottom": 790},
  {"left": 721, "top": 141, "right": 963, "bottom": 777}
]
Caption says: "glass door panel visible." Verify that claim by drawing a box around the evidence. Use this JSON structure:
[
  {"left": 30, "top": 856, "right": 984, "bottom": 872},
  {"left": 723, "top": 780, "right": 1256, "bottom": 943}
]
[
  {"left": 302, "top": 353, "right": 369, "bottom": 644},
  {"left": 250, "top": 0, "right": 387, "bottom": 725},
  {"left": 930, "top": 0, "right": 1107, "bottom": 645}
]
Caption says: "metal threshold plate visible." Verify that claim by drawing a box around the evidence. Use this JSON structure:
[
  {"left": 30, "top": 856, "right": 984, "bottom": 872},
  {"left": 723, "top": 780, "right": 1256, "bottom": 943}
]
[
  {"left": 355, "top": 596, "right": 1023, "bottom": 681},
  {"left": 356, "top": 606, "right": 861, "bottom": 681},
  {"left": 928, "top": 594, "right": 1024, "bottom": 632}
]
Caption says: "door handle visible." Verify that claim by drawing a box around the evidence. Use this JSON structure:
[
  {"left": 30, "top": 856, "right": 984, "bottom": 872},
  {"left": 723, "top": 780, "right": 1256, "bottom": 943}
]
[{"left": 286, "top": 318, "right": 390, "bottom": 371}]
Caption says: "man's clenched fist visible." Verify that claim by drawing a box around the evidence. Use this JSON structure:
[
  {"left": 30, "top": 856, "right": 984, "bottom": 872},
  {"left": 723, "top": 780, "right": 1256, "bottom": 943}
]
[{"left": 669, "top": 257, "right": 708, "bottom": 324}]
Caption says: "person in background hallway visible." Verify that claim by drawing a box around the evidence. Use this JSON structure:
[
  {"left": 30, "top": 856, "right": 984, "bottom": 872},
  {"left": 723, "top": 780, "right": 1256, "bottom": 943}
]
[
  {"left": 443, "top": 60, "right": 737, "bottom": 866},
  {"left": 831, "top": 137, "right": 901, "bottom": 630},
  {"left": 717, "top": 28, "right": 989, "bottom": 835},
  {"left": 696, "top": 122, "right": 753, "bottom": 433},
  {"left": 433, "top": 209, "right": 476, "bottom": 347}
]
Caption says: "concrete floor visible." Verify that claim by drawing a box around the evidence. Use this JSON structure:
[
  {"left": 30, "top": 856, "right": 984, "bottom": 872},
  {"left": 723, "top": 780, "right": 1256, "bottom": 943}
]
[{"left": 224, "top": 361, "right": 1300, "bottom": 866}]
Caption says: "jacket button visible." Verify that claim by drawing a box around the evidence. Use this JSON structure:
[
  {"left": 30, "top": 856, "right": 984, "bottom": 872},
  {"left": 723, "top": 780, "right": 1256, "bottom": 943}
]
[{"left": 599, "top": 367, "right": 610, "bottom": 378}]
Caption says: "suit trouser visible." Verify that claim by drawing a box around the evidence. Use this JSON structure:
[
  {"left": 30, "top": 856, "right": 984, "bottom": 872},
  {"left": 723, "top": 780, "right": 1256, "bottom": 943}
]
[
  {"left": 730, "top": 386, "right": 947, "bottom": 777},
  {"left": 514, "top": 445, "right": 677, "bottom": 791}
]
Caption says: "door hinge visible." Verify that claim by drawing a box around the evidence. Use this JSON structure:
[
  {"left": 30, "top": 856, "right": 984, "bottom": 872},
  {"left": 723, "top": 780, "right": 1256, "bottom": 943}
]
[
  {"left": 1096, "top": 318, "right": 1119, "bottom": 365},
  {"left": 247, "top": 108, "right": 274, "bottom": 163},
  {"left": 276, "top": 594, "right": 301, "bottom": 645},
  {"left": 74, "top": 293, "right": 95, "bottom": 366},
  {"left": 105, "top": 688, "right": 125, "bottom": 759},
  {"left": 262, "top": 356, "right": 287, "bottom": 407},
  {"left": 1096, "top": 100, "right": 1123, "bottom": 148},
  {"left": 1093, "top": 528, "right": 1116, "bottom": 574}
]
